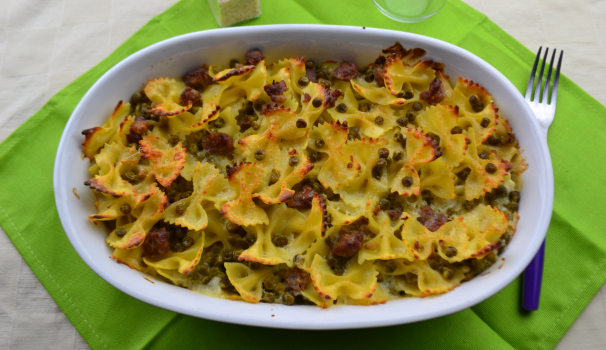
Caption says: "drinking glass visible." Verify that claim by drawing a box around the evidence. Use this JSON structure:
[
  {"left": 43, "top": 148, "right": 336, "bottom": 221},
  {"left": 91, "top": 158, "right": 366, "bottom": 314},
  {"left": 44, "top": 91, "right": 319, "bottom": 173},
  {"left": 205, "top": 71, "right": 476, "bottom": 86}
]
[{"left": 373, "top": 0, "right": 447, "bottom": 23}]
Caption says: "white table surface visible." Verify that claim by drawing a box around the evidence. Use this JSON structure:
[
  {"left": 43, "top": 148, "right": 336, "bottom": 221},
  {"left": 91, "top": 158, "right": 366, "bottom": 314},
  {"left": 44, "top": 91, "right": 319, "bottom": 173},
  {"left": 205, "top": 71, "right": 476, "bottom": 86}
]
[{"left": 1, "top": 0, "right": 605, "bottom": 349}]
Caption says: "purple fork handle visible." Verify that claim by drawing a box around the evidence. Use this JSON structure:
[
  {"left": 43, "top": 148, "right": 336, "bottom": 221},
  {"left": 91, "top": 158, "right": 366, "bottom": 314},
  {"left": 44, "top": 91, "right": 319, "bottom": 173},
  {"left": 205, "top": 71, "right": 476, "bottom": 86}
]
[{"left": 523, "top": 240, "right": 546, "bottom": 311}]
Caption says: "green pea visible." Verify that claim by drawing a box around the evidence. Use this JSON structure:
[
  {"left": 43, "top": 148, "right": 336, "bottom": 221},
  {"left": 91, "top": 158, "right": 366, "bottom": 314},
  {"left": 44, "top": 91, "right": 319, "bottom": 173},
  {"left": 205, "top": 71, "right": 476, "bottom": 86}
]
[
  {"left": 376, "top": 159, "right": 388, "bottom": 168},
  {"left": 289, "top": 156, "right": 299, "bottom": 167},
  {"left": 233, "top": 249, "right": 244, "bottom": 259},
  {"left": 394, "top": 132, "right": 404, "bottom": 142},
  {"left": 451, "top": 126, "right": 462, "bottom": 135},
  {"left": 509, "top": 191, "right": 520, "bottom": 203},
  {"left": 180, "top": 237, "right": 193, "bottom": 249},
  {"left": 359, "top": 103, "right": 369, "bottom": 112},
  {"left": 176, "top": 203, "right": 187, "bottom": 216},
  {"left": 404, "top": 91, "right": 414, "bottom": 99},
  {"left": 253, "top": 99, "right": 265, "bottom": 111},
  {"left": 507, "top": 202, "right": 519, "bottom": 211},
  {"left": 469, "top": 95, "right": 480, "bottom": 105},
  {"left": 298, "top": 76, "right": 310, "bottom": 86},
  {"left": 272, "top": 235, "right": 288, "bottom": 247},
  {"left": 374, "top": 116, "right": 384, "bottom": 125},
  {"left": 486, "top": 135, "right": 500, "bottom": 146},
  {"left": 244, "top": 233, "right": 257, "bottom": 247},
  {"left": 485, "top": 163, "right": 497, "bottom": 174},
  {"left": 255, "top": 148, "right": 265, "bottom": 161},
  {"left": 378, "top": 148, "right": 389, "bottom": 158},
  {"left": 211, "top": 117, "right": 224, "bottom": 128},
  {"left": 305, "top": 60, "right": 315, "bottom": 69},
  {"left": 120, "top": 203, "right": 131, "bottom": 215},
  {"left": 222, "top": 248, "right": 234, "bottom": 262},
  {"left": 263, "top": 275, "right": 278, "bottom": 290},
  {"left": 442, "top": 268, "right": 454, "bottom": 280},
  {"left": 384, "top": 261, "right": 397, "bottom": 273},
  {"left": 365, "top": 74, "right": 375, "bottom": 83},
  {"left": 480, "top": 117, "right": 490, "bottom": 128},
  {"left": 115, "top": 228, "right": 126, "bottom": 237},
  {"left": 312, "top": 98, "right": 323, "bottom": 108},
  {"left": 168, "top": 134, "right": 180, "bottom": 145},
  {"left": 315, "top": 138, "right": 325, "bottom": 148},
  {"left": 336, "top": 103, "right": 347, "bottom": 113},
  {"left": 262, "top": 291, "right": 276, "bottom": 303},
  {"left": 406, "top": 110, "right": 416, "bottom": 122},
  {"left": 219, "top": 276, "right": 232, "bottom": 289},
  {"left": 296, "top": 119, "right": 308, "bottom": 128},
  {"left": 412, "top": 101, "right": 423, "bottom": 111},
  {"left": 458, "top": 168, "right": 471, "bottom": 181},
  {"left": 372, "top": 166, "right": 383, "bottom": 180},
  {"left": 173, "top": 242, "right": 184, "bottom": 252},
  {"left": 269, "top": 169, "right": 280, "bottom": 185},
  {"left": 473, "top": 102, "right": 485, "bottom": 112},
  {"left": 274, "top": 283, "right": 285, "bottom": 295},
  {"left": 318, "top": 78, "right": 331, "bottom": 89},
  {"left": 396, "top": 118, "right": 406, "bottom": 127},
  {"left": 444, "top": 246, "right": 457, "bottom": 258},
  {"left": 479, "top": 151, "right": 489, "bottom": 159},
  {"left": 333, "top": 265, "right": 346, "bottom": 276},
  {"left": 495, "top": 185, "right": 508, "bottom": 197},
  {"left": 462, "top": 200, "right": 474, "bottom": 211},
  {"left": 401, "top": 176, "right": 413, "bottom": 187},
  {"left": 393, "top": 151, "right": 404, "bottom": 161},
  {"left": 282, "top": 292, "right": 295, "bottom": 305}
]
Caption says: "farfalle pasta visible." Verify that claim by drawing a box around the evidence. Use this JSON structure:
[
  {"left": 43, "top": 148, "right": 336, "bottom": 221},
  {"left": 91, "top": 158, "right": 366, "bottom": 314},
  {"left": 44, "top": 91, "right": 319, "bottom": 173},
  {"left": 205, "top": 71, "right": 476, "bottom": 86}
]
[{"left": 82, "top": 43, "right": 525, "bottom": 307}]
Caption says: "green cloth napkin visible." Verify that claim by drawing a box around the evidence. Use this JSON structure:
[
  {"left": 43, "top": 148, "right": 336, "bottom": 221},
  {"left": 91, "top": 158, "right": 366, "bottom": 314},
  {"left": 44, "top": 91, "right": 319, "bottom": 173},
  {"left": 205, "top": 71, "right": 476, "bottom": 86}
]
[{"left": 1, "top": 0, "right": 605, "bottom": 349}]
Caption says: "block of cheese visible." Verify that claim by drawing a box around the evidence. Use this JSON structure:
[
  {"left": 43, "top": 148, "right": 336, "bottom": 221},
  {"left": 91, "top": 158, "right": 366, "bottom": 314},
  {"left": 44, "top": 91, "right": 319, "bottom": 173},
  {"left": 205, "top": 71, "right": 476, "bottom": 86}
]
[{"left": 207, "top": 0, "right": 262, "bottom": 27}]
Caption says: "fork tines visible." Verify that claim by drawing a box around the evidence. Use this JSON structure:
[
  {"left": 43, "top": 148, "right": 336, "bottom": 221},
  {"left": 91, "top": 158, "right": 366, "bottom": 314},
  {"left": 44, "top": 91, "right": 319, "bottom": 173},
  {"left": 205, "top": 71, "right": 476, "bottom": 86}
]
[{"left": 525, "top": 47, "right": 564, "bottom": 105}]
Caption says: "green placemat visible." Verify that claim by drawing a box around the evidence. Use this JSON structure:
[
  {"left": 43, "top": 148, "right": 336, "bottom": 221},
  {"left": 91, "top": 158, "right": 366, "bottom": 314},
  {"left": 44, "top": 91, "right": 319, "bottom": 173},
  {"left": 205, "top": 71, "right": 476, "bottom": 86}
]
[{"left": 1, "top": 0, "right": 605, "bottom": 349}]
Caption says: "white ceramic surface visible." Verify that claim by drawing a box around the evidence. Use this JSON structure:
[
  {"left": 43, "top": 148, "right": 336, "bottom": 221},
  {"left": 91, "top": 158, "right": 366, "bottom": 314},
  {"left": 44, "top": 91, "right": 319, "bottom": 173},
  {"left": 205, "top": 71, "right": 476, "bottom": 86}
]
[{"left": 53, "top": 24, "right": 553, "bottom": 329}]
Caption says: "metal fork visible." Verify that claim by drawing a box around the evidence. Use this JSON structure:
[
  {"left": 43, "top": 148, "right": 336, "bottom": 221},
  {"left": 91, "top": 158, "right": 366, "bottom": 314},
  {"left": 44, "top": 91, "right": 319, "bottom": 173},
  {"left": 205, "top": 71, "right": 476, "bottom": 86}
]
[{"left": 522, "top": 46, "right": 563, "bottom": 311}]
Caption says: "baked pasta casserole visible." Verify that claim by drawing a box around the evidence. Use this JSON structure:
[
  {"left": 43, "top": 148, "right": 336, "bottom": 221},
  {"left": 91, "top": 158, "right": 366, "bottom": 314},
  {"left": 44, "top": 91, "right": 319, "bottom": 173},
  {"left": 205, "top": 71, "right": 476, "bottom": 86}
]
[{"left": 81, "top": 43, "right": 526, "bottom": 307}]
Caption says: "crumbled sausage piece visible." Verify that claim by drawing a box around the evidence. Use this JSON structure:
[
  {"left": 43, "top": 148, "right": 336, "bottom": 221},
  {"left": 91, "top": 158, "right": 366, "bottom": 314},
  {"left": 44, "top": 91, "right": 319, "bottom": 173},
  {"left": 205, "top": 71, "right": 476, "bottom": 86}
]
[
  {"left": 239, "top": 115, "right": 253, "bottom": 132},
  {"left": 259, "top": 102, "right": 281, "bottom": 115},
  {"left": 126, "top": 133, "right": 143, "bottom": 144},
  {"left": 129, "top": 116, "right": 148, "bottom": 135},
  {"left": 201, "top": 132, "right": 234, "bottom": 155},
  {"left": 420, "top": 78, "right": 445, "bottom": 105},
  {"left": 302, "top": 93, "right": 311, "bottom": 103},
  {"left": 333, "top": 62, "right": 359, "bottom": 81},
  {"left": 416, "top": 205, "right": 448, "bottom": 232},
  {"left": 374, "top": 67, "right": 386, "bottom": 87},
  {"left": 244, "top": 49, "right": 264, "bottom": 65},
  {"left": 387, "top": 209, "right": 403, "bottom": 221},
  {"left": 324, "top": 89, "right": 343, "bottom": 108},
  {"left": 306, "top": 68, "right": 318, "bottom": 83},
  {"left": 284, "top": 268, "right": 311, "bottom": 292},
  {"left": 179, "top": 87, "right": 200, "bottom": 106},
  {"left": 340, "top": 217, "right": 371, "bottom": 236},
  {"left": 331, "top": 231, "right": 364, "bottom": 257},
  {"left": 143, "top": 227, "right": 171, "bottom": 257},
  {"left": 382, "top": 42, "right": 407, "bottom": 59},
  {"left": 286, "top": 186, "right": 314, "bottom": 210},
  {"left": 182, "top": 67, "right": 213, "bottom": 89},
  {"left": 264, "top": 80, "right": 289, "bottom": 103}
]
